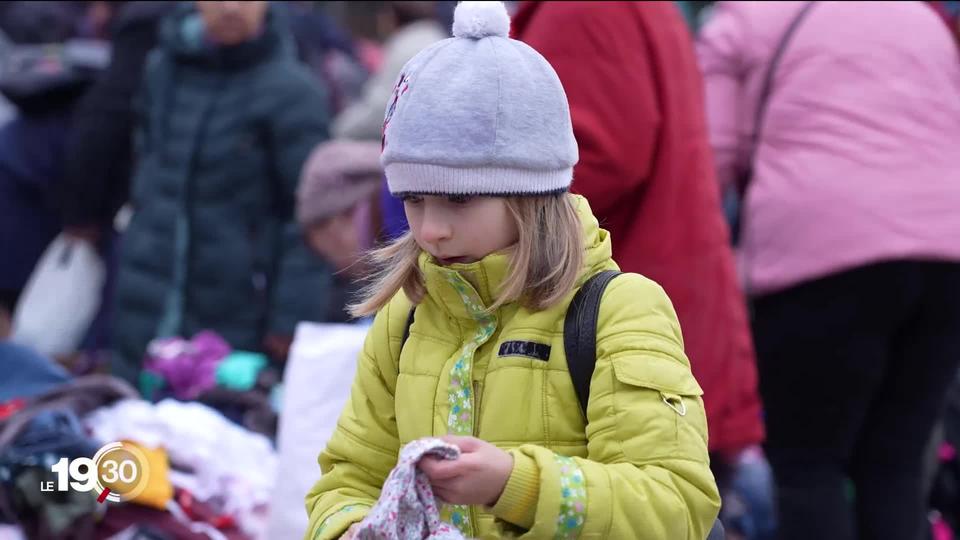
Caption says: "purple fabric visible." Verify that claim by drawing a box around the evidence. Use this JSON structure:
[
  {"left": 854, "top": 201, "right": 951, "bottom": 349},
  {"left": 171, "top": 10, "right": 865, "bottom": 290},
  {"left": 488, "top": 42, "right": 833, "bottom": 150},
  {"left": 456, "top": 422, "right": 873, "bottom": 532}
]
[{"left": 143, "top": 331, "right": 231, "bottom": 400}]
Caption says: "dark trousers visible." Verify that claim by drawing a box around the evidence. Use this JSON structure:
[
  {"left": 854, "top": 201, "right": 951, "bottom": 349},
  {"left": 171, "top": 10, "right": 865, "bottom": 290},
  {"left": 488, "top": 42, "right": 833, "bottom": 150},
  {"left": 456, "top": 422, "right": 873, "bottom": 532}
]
[{"left": 752, "top": 261, "right": 960, "bottom": 540}]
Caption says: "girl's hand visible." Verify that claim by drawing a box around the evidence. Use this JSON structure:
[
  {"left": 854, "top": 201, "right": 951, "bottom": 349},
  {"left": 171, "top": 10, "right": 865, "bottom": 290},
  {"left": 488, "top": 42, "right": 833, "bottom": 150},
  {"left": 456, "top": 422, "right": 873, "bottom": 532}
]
[
  {"left": 418, "top": 435, "right": 514, "bottom": 507},
  {"left": 340, "top": 523, "right": 361, "bottom": 540}
]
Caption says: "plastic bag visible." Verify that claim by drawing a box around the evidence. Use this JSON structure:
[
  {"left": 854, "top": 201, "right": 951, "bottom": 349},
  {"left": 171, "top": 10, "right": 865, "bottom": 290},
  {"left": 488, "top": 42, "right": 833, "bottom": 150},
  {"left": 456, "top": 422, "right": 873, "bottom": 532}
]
[
  {"left": 266, "top": 321, "right": 369, "bottom": 539},
  {"left": 11, "top": 234, "right": 105, "bottom": 356}
]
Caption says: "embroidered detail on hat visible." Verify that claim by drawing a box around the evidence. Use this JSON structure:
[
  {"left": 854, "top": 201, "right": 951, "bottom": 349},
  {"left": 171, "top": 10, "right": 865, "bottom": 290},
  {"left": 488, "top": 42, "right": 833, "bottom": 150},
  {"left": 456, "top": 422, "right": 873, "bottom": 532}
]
[{"left": 382, "top": 72, "right": 411, "bottom": 151}]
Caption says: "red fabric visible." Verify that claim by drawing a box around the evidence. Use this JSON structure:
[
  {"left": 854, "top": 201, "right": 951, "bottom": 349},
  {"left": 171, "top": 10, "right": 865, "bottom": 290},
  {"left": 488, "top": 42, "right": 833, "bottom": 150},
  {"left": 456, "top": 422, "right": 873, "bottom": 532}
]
[
  {"left": 0, "top": 398, "right": 26, "bottom": 420},
  {"left": 95, "top": 495, "right": 250, "bottom": 540},
  {"left": 513, "top": 1, "right": 763, "bottom": 452}
]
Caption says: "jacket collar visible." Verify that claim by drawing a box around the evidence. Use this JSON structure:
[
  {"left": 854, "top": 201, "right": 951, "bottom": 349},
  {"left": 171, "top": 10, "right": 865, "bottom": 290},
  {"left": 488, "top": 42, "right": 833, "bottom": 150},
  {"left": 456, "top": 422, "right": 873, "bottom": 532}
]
[
  {"left": 417, "top": 195, "right": 614, "bottom": 322},
  {"left": 419, "top": 250, "right": 509, "bottom": 323}
]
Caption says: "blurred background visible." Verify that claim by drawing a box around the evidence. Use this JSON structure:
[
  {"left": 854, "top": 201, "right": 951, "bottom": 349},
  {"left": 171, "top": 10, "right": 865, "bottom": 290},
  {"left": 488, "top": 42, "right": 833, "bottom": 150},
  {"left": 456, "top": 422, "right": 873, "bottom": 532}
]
[{"left": 0, "top": 1, "right": 959, "bottom": 539}]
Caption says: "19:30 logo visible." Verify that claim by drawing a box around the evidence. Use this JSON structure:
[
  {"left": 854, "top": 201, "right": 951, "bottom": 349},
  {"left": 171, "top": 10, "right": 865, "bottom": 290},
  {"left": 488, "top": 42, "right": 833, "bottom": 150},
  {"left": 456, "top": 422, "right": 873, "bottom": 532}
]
[{"left": 41, "top": 441, "right": 150, "bottom": 503}]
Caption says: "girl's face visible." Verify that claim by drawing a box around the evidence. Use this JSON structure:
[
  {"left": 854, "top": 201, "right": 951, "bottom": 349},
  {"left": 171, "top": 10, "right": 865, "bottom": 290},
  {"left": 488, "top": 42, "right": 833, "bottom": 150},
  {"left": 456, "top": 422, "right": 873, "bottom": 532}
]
[{"left": 403, "top": 195, "right": 519, "bottom": 266}]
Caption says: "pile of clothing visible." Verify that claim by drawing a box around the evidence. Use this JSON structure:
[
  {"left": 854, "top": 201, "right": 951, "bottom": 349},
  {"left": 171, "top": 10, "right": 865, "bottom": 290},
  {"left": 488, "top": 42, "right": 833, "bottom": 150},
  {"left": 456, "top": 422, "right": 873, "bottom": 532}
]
[
  {"left": 140, "top": 331, "right": 280, "bottom": 439},
  {"left": 0, "top": 341, "right": 279, "bottom": 540}
]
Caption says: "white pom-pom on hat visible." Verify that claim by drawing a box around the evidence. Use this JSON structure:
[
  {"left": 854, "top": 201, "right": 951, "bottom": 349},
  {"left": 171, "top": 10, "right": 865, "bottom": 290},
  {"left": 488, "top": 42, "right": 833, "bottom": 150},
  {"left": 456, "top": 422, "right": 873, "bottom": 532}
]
[{"left": 452, "top": 1, "right": 510, "bottom": 39}]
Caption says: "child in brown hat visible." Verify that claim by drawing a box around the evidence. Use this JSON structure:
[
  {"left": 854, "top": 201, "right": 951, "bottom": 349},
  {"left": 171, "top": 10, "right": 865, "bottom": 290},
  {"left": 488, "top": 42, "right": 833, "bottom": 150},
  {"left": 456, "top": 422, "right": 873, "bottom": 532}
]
[{"left": 297, "top": 139, "right": 384, "bottom": 282}]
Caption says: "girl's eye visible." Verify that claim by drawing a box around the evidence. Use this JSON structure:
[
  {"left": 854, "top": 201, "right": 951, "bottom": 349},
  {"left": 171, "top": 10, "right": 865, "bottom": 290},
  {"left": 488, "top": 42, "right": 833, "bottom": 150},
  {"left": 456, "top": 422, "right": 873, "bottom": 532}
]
[
  {"left": 448, "top": 195, "right": 471, "bottom": 205},
  {"left": 402, "top": 195, "right": 423, "bottom": 204}
]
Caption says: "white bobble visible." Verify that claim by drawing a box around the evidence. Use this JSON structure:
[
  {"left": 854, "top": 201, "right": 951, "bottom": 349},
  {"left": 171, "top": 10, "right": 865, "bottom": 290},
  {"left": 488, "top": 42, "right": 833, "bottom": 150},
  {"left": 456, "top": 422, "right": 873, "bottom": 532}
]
[{"left": 452, "top": 1, "right": 511, "bottom": 39}]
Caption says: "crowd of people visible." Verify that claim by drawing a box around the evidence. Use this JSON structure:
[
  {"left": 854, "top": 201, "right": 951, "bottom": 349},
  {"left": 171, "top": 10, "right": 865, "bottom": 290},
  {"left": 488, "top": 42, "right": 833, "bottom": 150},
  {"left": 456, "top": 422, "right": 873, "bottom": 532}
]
[{"left": 1, "top": 1, "right": 959, "bottom": 540}]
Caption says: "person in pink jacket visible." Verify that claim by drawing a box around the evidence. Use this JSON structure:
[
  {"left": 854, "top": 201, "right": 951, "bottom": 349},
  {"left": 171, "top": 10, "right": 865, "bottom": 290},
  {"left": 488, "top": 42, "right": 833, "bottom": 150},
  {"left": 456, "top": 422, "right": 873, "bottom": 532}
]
[{"left": 699, "top": 2, "right": 960, "bottom": 539}]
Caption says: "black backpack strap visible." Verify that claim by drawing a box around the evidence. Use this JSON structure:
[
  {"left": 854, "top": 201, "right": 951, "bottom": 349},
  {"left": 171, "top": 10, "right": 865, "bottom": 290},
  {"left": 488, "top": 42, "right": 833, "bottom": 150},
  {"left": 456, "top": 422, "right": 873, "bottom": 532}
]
[
  {"left": 563, "top": 270, "right": 622, "bottom": 416},
  {"left": 401, "top": 270, "right": 618, "bottom": 415},
  {"left": 739, "top": 0, "right": 817, "bottom": 195},
  {"left": 561, "top": 270, "right": 726, "bottom": 539},
  {"left": 401, "top": 306, "right": 416, "bottom": 349}
]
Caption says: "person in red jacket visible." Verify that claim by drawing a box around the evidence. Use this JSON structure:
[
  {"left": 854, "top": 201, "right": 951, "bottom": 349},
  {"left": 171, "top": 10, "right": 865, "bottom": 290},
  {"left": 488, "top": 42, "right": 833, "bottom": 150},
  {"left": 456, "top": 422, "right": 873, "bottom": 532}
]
[{"left": 513, "top": 0, "right": 763, "bottom": 467}]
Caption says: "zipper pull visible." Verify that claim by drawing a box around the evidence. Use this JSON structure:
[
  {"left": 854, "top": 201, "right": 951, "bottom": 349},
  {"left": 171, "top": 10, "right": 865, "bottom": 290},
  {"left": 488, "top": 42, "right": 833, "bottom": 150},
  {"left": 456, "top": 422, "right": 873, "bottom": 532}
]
[{"left": 661, "top": 392, "right": 687, "bottom": 416}]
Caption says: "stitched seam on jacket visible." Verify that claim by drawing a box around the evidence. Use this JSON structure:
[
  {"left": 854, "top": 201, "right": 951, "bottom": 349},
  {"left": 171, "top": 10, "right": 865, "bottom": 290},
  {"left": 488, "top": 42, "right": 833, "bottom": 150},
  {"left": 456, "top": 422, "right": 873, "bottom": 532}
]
[
  {"left": 398, "top": 370, "right": 443, "bottom": 378},
  {"left": 600, "top": 465, "right": 614, "bottom": 538},
  {"left": 410, "top": 333, "right": 460, "bottom": 347},
  {"left": 543, "top": 368, "right": 551, "bottom": 445},
  {"left": 605, "top": 350, "right": 687, "bottom": 364},
  {"left": 597, "top": 330, "right": 682, "bottom": 348},
  {"left": 314, "top": 503, "right": 371, "bottom": 540},
  {"left": 483, "top": 440, "right": 586, "bottom": 447},
  {"left": 337, "top": 422, "right": 397, "bottom": 462},
  {"left": 485, "top": 365, "right": 574, "bottom": 374}
]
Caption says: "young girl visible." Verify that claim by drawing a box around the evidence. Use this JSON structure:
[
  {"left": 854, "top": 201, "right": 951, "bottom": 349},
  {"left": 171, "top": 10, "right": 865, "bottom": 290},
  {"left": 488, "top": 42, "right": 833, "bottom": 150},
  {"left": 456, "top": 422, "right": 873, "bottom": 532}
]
[{"left": 305, "top": 3, "right": 720, "bottom": 539}]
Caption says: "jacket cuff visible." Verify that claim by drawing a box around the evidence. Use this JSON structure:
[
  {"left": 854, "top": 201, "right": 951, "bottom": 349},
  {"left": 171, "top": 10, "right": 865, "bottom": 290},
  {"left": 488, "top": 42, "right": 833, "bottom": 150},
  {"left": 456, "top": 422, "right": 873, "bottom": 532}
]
[
  {"left": 310, "top": 504, "right": 370, "bottom": 540},
  {"left": 490, "top": 450, "right": 540, "bottom": 529}
]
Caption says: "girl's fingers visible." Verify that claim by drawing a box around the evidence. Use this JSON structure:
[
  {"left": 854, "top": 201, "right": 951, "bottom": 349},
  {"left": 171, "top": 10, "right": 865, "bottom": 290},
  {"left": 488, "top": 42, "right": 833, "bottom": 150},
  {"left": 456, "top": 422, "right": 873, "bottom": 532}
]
[
  {"left": 440, "top": 435, "right": 484, "bottom": 452},
  {"left": 433, "top": 487, "right": 453, "bottom": 504},
  {"left": 430, "top": 477, "right": 460, "bottom": 490},
  {"left": 419, "top": 455, "right": 463, "bottom": 480}
]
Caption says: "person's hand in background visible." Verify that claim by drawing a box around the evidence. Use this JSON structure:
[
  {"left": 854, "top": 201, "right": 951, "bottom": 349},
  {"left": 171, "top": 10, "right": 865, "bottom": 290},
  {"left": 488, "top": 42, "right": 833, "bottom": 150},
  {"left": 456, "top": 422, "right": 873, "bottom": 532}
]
[
  {"left": 0, "top": 307, "right": 10, "bottom": 339},
  {"left": 263, "top": 333, "right": 293, "bottom": 364},
  {"left": 62, "top": 225, "right": 102, "bottom": 246},
  {"left": 297, "top": 139, "right": 383, "bottom": 280}
]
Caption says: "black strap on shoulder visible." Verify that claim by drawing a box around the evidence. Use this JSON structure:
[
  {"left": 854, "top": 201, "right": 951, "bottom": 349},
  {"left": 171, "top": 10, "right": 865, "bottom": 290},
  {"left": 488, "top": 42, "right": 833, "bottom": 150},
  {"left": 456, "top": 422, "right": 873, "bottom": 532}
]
[
  {"left": 740, "top": 0, "right": 817, "bottom": 195},
  {"left": 401, "top": 307, "right": 416, "bottom": 349},
  {"left": 563, "top": 270, "right": 622, "bottom": 416}
]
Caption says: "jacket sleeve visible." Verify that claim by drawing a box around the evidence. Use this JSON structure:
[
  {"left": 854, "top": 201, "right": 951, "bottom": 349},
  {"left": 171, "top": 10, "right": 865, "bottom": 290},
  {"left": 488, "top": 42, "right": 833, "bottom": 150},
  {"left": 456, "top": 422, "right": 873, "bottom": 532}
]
[
  {"left": 515, "top": 2, "right": 659, "bottom": 216},
  {"left": 264, "top": 69, "right": 336, "bottom": 334},
  {"left": 489, "top": 274, "right": 721, "bottom": 539},
  {"left": 60, "top": 15, "right": 163, "bottom": 229},
  {"left": 696, "top": 3, "right": 751, "bottom": 191},
  {"left": 304, "top": 295, "right": 409, "bottom": 540}
]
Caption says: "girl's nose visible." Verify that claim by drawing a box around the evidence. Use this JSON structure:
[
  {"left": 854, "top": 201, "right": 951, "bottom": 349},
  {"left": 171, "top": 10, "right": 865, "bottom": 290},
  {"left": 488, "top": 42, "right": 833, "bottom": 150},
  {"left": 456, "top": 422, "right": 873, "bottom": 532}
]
[{"left": 418, "top": 210, "right": 453, "bottom": 245}]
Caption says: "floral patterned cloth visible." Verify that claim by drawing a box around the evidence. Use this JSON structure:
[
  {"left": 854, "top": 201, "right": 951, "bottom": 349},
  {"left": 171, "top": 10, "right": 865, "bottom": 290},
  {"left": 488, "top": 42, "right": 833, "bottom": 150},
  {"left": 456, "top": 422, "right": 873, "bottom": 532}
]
[{"left": 354, "top": 438, "right": 467, "bottom": 540}]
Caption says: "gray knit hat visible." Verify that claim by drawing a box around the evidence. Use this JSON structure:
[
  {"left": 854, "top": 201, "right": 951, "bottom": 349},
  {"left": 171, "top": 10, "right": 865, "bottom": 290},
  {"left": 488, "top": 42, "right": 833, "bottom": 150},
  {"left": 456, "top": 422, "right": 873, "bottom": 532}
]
[{"left": 380, "top": 1, "right": 578, "bottom": 197}]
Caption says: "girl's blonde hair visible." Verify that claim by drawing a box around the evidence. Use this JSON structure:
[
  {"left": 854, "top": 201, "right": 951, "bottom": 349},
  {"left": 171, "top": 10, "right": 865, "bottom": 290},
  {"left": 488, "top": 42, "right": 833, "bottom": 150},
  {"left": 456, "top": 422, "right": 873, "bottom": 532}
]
[{"left": 348, "top": 192, "right": 585, "bottom": 318}]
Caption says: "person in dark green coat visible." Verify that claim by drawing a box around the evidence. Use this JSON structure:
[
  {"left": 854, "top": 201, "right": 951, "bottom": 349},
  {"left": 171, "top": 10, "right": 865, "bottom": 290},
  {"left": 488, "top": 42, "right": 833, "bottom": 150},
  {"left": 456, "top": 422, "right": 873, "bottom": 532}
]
[{"left": 111, "top": 1, "right": 338, "bottom": 384}]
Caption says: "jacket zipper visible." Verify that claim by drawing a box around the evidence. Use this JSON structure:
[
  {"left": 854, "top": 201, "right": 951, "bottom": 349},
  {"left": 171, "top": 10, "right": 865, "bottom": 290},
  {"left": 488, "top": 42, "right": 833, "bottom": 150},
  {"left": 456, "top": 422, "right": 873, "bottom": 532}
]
[
  {"left": 182, "top": 86, "right": 222, "bottom": 325},
  {"left": 472, "top": 380, "right": 482, "bottom": 436},
  {"left": 471, "top": 378, "right": 482, "bottom": 531}
]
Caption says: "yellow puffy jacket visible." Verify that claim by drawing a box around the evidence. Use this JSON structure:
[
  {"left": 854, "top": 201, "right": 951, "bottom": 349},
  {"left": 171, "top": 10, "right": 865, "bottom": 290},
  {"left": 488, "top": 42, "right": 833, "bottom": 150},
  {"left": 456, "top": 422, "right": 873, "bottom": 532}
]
[{"left": 305, "top": 196, "right": 720, "bottom": 539}]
